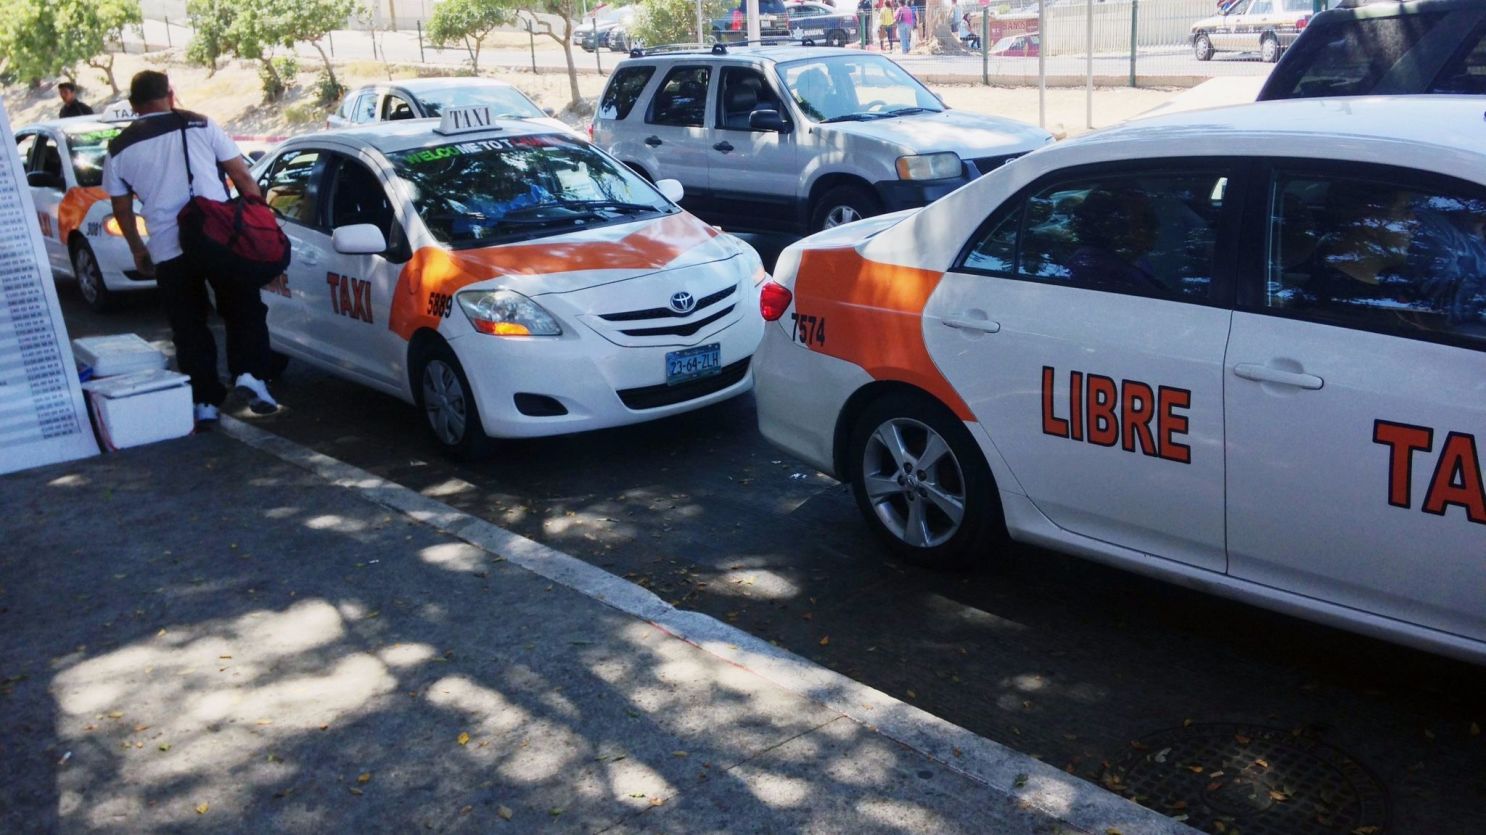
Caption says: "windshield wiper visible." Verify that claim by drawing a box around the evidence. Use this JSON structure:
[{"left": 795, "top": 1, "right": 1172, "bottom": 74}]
[
  {"left": 884, "top": 107, "right": 941, "bottom": 117},
  {"left": 554, "top": 199, "right": 664, "bottom": 215},
  {"left": 819, "top": 113, "right": 882, "bottom": 123}
]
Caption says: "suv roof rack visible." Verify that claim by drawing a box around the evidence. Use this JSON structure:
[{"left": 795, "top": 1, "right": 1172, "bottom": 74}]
[{"left": 628, "top": 36, "right": 817, "bottom": 58}]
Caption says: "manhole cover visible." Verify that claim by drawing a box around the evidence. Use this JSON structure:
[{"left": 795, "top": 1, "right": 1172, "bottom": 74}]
[{"left": 1112, "top": 723, "right": 1389, "bottom": 835}]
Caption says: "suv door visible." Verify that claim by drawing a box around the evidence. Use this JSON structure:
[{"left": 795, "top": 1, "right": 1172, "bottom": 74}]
[
  {"left": 925, "top": 163, "right": 1241, "bottom": 571},
  {"left": 1226, "top": 160, "right": 1486, "bottom": 642},
  {"left": 707, "top": 66, "right": 797, "bottom": 232},
  {"left": 640, "top": 64, "right": 716, "bottom": 220}
]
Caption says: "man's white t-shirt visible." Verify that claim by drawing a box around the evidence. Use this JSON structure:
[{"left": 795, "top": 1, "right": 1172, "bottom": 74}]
[{"left": 101, "top": 110, "right": 242, "bottom": 263}]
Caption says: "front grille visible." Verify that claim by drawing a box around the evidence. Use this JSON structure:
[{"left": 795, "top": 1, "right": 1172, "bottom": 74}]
[
  {"left": 617, "top": 357, "right": 750, "bottom": 410},
  {"left": 968, "top": 153, "right": 1024, "bottom": 177},
  {"left": 599, "top": 284, "right": 736, "bottom": 322},
  {"left": 620, "top": 305, "right": 734, "bottom": 338}
]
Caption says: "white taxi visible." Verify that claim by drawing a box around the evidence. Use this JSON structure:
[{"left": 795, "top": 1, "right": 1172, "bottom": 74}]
[
  {"left": 252, "top": 107, "right": 766, "bottom": 457},
  {"left": 754, "top": 96, "right": 1486, "bottom": 663},
  {"left": 17, "top": 111, "right": 152, "bottom": 311}
]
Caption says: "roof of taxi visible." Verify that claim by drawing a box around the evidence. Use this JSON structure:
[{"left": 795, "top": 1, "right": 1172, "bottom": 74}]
[
  {"left": 18, "top": 116, "right": 125, "bottom": 134},
  {"left": 1067, "top": 95, "right": 1486, "bottom": 155},
  {"left": 308, "top": 117, "right": 573, "bottom": 154}
]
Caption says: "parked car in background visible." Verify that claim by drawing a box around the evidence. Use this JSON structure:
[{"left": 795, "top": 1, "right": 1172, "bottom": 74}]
[
  {"left": 785, "top": 2, "right": 860, "bottom": 48},
  {"left": 988, "top": 31, "right": 1040, "bottom": 57},
  {"left": 591, "top": 46, "right": 1052, "bottom": 234},
  {"left": 713, "top": 0, "right": 792, "bottom": 43},
  {"left": 1191, "top": 0, "right": 1315, "bottom": 63},
  {"left": 328, "top": 78, "right": 573, "bottom": 134},
  {"left": 1258, "top": 0, "right": 1486, "bottom": 99}
]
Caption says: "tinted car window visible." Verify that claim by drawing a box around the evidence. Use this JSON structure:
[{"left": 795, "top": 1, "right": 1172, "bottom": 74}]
[
  {"left": 1429, "top": 22, "right": 1486, "bottom": 93},
  {"left": 326, "top": 157, "right": 394, "bottom": 239},
  {"left": 1265, "top": 171, "right": 1486, "bottom": 346},
  {"left": 600, "top": 66, "right": 656, "bottom": 120},
  {"left": 962, "top": 171, "right": 1229, "bottom": 302},
  {"left": 1266, "top": 12, "right": 1443, "bottom": 98},
  {"left": 261, "top": 151, "right": 322, "bottom": 226},
  {"left": 353, "top": 92, "right": 378, "bottom": 124},
  {"left": 15, "top": 133, "right": 37, "bottom": 170},
  {"left": 647, "top": 66, "right": 710, "bottom": 128},
  {"left": 64, "top": 127, "right": 120, "bottom": 188},
  {"left": 415, "top": 85, "right": 545, "bottom": 119}
]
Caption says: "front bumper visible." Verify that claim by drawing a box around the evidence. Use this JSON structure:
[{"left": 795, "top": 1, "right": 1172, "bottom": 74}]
[
  {"left": 449, "top": 311, "right": 764, "bottom": 439},
  {"left": 92, "top": 234, "right": 157, "bottom": 292},
  {"left": 873, "top": 176, "right": 972, "bottom": 213}
]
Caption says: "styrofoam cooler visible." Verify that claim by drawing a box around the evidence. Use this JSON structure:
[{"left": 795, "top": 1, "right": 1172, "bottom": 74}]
[
  {"left": 81, "top": 369, "right": 194, "bottom": 451},
  {"left": 72, "top": 334, "right": 168, "bottom": 379}
]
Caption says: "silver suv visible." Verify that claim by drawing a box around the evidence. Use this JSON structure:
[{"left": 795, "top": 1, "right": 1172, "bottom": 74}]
[{"left": 590, "top": 46, "right": 1053, "bottom": 233}]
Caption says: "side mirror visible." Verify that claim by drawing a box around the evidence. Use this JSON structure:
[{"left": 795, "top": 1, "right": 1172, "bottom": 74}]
[
  {"left": 247, "top": 149, "right": 267, "bottom": 162},
  {"left": 543, "top": 107, "right": 557, "bottom": 116},
  {"left": 332, "top": 223, "right": 389, "bottom": 255},
  {"left": 26, "top": 171, "right": 64, "bottom": 191},
  {"left": 749, "top": 108, "right": 789, "bottom": 133},
  {"left": 655, "top": 178, "right": 684, "bottom": 204}
]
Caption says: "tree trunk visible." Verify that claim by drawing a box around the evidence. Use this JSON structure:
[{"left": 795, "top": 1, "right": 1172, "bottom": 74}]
[
  {"left": 310, "top": 40, "right": 337, "bottom": 91},
  {"left": 261, "top": 57, "right": 283, "bottom": 100},
  {"left": 87, "top": 54, "right": 120, "bottom": 95}
]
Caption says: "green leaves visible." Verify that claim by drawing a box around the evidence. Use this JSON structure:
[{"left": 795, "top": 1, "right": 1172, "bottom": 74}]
[
  {"left": 425, "top": 0, "right": 517, "bottom": 72},
  {"left": 0, "top": 0, "right": 140, "bottom": 84}
]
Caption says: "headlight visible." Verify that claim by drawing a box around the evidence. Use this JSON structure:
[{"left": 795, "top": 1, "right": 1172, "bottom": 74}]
[
  {"left": 103, "top": 214, "right": 148, "bottom": 237},
  {"left": 457, "top": 289, "right": 562, "bottom": 336},
  {"left": 895, "top": 152, "right": 962, "bottom": 181}
]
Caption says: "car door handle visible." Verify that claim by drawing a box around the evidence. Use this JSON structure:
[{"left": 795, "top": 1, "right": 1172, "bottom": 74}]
[
  {"left": 941, "top": 317, "right": 1000, "bottom": 334},
  {"left": 1233, "top": 363, "right": 1323, "bottom": 390},
  {"left": 713, "top": 141, "right": 734, "bottom": 153},
  {"left": 644, "top": 135, "right": 663, "bottom": 147}
]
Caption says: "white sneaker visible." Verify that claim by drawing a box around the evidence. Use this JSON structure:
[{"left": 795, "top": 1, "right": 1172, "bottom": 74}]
[
  {"left": 194, "top": 403, "right": 220, "bottom": 424},
  {"left": 233, "top": 373, "right": 279, "bottom": 415}
]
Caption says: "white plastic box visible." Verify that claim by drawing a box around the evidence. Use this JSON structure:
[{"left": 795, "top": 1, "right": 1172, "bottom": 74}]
[
  {"left": 81, "top": 369, "right": 194, "bottom": 451},
  {"left": 72, "top": 334, "right": 167, "bottom": 378}
]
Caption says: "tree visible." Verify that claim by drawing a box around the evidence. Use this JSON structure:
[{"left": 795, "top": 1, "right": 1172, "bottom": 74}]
[
  {"left": 0, "top": 0, "right": 62, "bottom": 85},
  {"left": 186, "top": 0, "right": 358, "bottom": 101},
  {"left": 426, "top": 0, "right": 514, "bottom": 74},
  {"left": 0, "top": 0, "right": 140, "bottom": 89},
  {"left": 517, "top": 1, "right": 586, "bottom": 114},
  {"left": 631, "top": 0, "right": 725, "bottom": 48},
  {"left": 55, "top": 0, "right": 143, "bottom": 95}
]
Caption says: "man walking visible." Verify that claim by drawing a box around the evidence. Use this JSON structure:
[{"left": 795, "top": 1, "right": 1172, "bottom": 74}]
[
  {"left": 102, "top": 71, "right": 279, "bottom": 424},
  {"left": 57, "top": 82, "right": 94, "bottom": 118}
]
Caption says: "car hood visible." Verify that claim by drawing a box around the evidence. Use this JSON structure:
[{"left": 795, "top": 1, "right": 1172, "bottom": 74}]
[
  {"left": 1191, "top": 13, "right": 1230, "bottom": 30},
  {"left": 819, "top": 110, "right": 1052, "bottom": 157}
]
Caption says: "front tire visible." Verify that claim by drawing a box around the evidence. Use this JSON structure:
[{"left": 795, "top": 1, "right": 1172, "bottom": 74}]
[
  {"left": 1193, "top": 33, "right": 1214, "bottom": 61},
  {"left": 811, "top": 184, "right": 883, "bottom": 232},
  {"left": 412, "top": 339, "right": 493, "bottom": 460},
  {"left": 848, "top": 392, "right": 1004, "bottom": 568},
  {"left": 826, "top": 28, "right": 848, "bottom": 47},
  {"left": 1260, "top": 33, "right": 1280, "bottom": 63},
  {"left": 71, "top": 240, "right": 113, "bottom": 312}
]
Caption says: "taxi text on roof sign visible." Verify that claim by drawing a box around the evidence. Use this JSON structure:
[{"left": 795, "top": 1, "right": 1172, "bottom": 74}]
[
  {"left": 436, "top": 105, "right": 502, "bottom": 136},
  {"left": 102, "top": 104, "right": 136, "bottom": 123}
]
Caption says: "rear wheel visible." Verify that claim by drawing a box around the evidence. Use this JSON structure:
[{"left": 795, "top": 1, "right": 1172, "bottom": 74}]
[
  {"left": 811, "top": 184, "right": 883, "bottom": 232},
  {"left": 70, "top": 240, "right": 113, "bottom": 312},
  {"left": 1193, "top": 32, "right": 1214, "bottom": 61},
  {"left": 1260, "top": 33, "right": 1280, "bottom": 63},
  {"left": 826, "top": 28, "right": 848, "bottom": 47},
  {"left": 848, "top": 392, "right": 1005, "bottom": 569},
  {"left": 412, "top": 338, "right": 493, "bottom": 460}
]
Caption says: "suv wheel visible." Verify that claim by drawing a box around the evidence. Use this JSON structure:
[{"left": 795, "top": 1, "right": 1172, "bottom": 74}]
[
  {"left": 812, "top": 184, "right": 883, "bottom": 231},
  {"left": 1193, "top": 32, "right": 1214, "bottom": 61},
  {"left": 1260, "top": 33, "right": 1280, "bottom": 63},
  {"left": 826, "top": 28, "right": 848, "bottom": 47}
]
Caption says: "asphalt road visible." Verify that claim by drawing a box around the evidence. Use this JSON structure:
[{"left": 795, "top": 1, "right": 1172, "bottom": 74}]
[{"left": 59, "top": 263, "right": 1486, "bottom": 835}]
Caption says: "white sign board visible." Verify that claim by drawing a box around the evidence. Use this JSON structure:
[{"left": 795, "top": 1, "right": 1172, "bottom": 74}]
[{"left": 0, "top": 104, "right": 99, "bottom": 474}]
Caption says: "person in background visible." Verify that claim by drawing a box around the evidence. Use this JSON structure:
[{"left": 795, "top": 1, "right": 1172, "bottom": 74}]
[
  {"left": 878, "top": 0, "right": 897, "bottom": 51},
  {"left": 58, "top": 82, "right": 93, "bottom": 118},
  {"left": 895, "top": 0, "right": 915, "bottom": 53},
  {"left": 950, "top": 0, "right": 962, "bottom": 40},
  {"left": 101, "top": 70, "right": 280, "bottom": 425}
]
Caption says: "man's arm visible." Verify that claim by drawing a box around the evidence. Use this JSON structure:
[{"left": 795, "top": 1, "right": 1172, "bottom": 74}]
[
  {"left": 222, "top": 156, "right": 262, "bottom": 200},
  {"left": 110, "top": 195, "right": 152, "bottom": 277}
]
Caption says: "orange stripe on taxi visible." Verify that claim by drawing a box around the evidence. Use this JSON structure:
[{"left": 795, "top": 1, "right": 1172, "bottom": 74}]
[
  {"left": 58, "top": 187, "right": 107, "bottom": 241},
  {"left": 387, "top": 214, "right": 719, "bottom": 341},
  {"left": 793, "top": 246, "right": 972, "bottom": 420}
]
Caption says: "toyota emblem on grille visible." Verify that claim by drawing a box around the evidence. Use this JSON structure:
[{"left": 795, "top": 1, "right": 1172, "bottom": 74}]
[{"left": 669, "top": 291, "right": 697, "bottom": 314}]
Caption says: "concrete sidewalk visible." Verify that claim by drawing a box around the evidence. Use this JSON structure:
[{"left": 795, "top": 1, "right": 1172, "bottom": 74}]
[{"left": 0, "top": 424, "right": 1191, "bottom": 833}]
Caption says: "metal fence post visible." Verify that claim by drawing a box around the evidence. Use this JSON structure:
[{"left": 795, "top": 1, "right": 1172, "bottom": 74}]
[
  {"left": 981, "top": 13, "right": 988, "bottom": 85},
  {"left": 164, "top": 16, "right": 171, "bottom": 48},
  {"left": 528, "top": 21, "right": 537, "bottom": 72},
  {"left": 860, "top": 11, "right": 870, "bottom": 49},
  {"left": 1129, "top": 0, "right": 1138, "bottom": 88},
  {"left": 417, "top": 20, "right": 425, "bottom": 63}
]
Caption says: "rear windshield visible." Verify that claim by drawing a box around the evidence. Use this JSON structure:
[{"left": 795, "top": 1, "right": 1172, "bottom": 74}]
[
  {"left": 64, "top": 127, "right": 121, "bottom": 188},
  {"left": 415, "top": 86, "right": 545, "bottom": 120},
  {"left": 390, "top": 134, "right": 675, "bottom": 248},
  {"left": 1262, "top": 12, "right": 1445, "bottom": 99},
  {"left": 1430, "top": 22, "right": 1486, "bottom": 93}
]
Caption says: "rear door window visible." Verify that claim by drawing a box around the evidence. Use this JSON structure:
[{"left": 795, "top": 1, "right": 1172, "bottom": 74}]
[
  {"left": 599, "top": 66, "right": 656, "bottom": 120},
  {"left": 1429, "top": 22, "right": 1486, "bottom": 94},
  {"left": 646, "top": 66, "right": 711, "bottom": 128},
  {"left": 1265, "top": 12, "right": 1445, "bottom": 98}
]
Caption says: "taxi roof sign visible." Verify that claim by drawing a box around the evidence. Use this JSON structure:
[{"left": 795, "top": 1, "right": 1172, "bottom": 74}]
[
  {"left": 102, "top": 104, "right": 137, "bottom": 123},
  {"left": 435, "top": 105, "right": 503, "bottom": 136}
]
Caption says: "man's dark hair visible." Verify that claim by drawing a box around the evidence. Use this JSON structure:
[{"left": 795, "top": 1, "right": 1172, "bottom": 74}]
[
  {"left": 57, "top": 81, "right": 77, "bottom": 95},
  {"left": 128, "top": 70, "right": 170, "bottom": 107}
]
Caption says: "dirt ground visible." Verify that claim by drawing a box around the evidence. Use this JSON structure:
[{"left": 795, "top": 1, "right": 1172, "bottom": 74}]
[{"left": 4, "top": 50, "right": 1179, "bottom": 142}]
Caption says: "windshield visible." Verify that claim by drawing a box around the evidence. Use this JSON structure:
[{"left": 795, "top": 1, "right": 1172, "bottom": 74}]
[
  {"left": 64, "top": 127, "right": 121, "bottom": 188},
  {"left": 391, "top": 134, "right": 676, "bottom": 248},
  {"left": 777, "top": 56, "right": 942, "bottom": 123},
  {"left": 416, "top": 86, "right": 546, "bottom": 119}
]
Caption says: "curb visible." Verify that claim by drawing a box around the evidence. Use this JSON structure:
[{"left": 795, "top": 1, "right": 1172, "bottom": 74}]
[{"left": 219, "top": 414, "right": 1196, "bottom": 835}]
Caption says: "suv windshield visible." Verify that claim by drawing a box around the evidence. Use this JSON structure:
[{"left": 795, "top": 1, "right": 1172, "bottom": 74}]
[
  {"left": 391, "top": 134, "right": 675, "bottom": 248},
  {"left": 415, "top": 86, "right": 545, "bottom": 119},
  {"left": 64, "top": 126, "right": 121, "bottom": 188},
  {"left": 778, "top": 55, "right": 943, "bottom": 122}
]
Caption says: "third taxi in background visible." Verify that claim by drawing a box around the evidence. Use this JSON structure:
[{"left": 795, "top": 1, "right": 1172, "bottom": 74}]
[
  {"left": 253, "top": 106, "right": 765, "bottom": 457},
  {"left": 755, "top": 96, "right": 1486, "bottom": 663}
]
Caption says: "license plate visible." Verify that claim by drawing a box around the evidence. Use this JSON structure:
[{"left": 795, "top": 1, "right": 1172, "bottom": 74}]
[{"left": 666, "top": 343, "right": 722, "bottom": 386}]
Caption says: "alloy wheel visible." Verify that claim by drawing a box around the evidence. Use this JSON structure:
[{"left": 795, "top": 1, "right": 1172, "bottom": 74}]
[
  {"left": 74, "top": 246, "right": 102, "bottom": 305},
  {"left": 860, "top": 417, "right": 967, "bottom": 549},
  {"left": 824, "top": 204, "right": 863, "bottom": 228}
]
